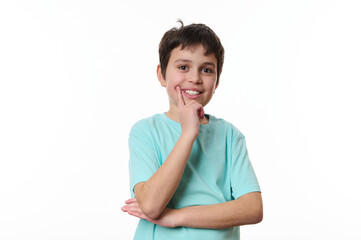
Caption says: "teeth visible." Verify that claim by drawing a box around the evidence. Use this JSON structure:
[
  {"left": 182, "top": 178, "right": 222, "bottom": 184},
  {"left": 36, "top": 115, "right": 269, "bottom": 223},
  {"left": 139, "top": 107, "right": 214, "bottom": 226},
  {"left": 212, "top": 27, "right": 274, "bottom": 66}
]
[{"left": 184, "top": 90, "right": 200, "bottom": 95}]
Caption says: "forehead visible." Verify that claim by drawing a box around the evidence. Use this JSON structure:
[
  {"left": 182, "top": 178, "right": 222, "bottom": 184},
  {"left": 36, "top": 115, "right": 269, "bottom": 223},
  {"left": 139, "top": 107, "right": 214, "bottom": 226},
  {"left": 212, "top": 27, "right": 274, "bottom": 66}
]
[{"left": 169, "top": 45, "right": 217, "bottom": 64}]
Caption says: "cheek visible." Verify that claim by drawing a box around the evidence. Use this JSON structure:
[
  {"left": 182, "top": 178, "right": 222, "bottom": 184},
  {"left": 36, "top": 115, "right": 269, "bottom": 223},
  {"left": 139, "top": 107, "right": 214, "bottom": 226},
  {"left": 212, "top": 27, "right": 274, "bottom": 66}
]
[
  {"left": 165, "top": 84, "right": 178, "bottom": 100},
  {"left": 165, "top": 84, "right": 174, "bottom": 93},
  {"left": 165, "top": 78, "right": 178, "bottom": 92}
]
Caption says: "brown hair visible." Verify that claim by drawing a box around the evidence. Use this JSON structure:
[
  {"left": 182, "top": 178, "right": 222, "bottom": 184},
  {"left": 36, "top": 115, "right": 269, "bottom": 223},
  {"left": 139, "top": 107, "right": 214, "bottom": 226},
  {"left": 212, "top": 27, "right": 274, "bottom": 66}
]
[{"left": 159, "top": 20, "right": 225, "bottom": 84}]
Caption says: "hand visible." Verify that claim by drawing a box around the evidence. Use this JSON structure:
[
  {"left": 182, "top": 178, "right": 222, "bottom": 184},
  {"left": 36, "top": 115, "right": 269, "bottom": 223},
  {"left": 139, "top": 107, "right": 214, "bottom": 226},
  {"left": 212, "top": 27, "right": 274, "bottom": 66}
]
[
  {"left": 176, "top": 86, "right": 204, "bottom": 139},
  {"left": 121, "top": 198, "right": 179, "bottom": 228}
]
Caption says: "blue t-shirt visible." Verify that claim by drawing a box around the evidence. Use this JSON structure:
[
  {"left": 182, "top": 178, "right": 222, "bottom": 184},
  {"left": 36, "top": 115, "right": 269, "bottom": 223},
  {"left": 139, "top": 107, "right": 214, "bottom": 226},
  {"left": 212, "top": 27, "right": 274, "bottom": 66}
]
[{"left": 128, "top": 113, "right": 260, "bottom": 240}]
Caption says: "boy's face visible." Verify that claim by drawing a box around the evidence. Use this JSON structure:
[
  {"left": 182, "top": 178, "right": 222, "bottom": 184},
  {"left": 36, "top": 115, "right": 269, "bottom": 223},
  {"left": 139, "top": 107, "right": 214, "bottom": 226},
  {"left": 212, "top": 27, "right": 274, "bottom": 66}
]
[{"left": 157, "top": 45, "right": 218, "bottom": 113}]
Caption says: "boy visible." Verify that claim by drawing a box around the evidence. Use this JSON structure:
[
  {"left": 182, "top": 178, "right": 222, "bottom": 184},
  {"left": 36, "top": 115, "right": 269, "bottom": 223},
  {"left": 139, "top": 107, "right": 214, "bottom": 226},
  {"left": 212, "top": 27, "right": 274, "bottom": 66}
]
[{"left": 122, "top": 20, "right": 263, "bottom": 240}]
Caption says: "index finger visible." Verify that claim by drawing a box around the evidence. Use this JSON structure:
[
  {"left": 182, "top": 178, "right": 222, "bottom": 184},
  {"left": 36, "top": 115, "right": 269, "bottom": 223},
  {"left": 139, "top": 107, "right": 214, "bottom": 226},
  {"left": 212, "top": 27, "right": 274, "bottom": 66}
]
[
  {"left": 176, "top": 86, "right": 185, "bottom": 107},
  {"left": 125, "top": 198, "right": 137, "bottom": 204}
]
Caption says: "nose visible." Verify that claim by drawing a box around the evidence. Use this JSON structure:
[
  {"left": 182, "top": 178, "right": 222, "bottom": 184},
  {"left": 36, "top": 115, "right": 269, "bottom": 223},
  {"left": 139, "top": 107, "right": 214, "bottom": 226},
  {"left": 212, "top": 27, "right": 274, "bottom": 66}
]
[{"left": 188, "top": 70, "right": 201, "bottom": 84}]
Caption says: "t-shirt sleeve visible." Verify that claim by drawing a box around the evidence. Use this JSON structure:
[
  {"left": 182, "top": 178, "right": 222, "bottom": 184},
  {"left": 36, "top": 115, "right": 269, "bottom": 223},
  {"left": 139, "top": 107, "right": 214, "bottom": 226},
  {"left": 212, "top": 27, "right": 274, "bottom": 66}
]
[
  {"left": 231, "top": 134, "right": 261, "bottom": 200},
  {"left": 128, "top": 121, "right": 159, "bottom": 198}
]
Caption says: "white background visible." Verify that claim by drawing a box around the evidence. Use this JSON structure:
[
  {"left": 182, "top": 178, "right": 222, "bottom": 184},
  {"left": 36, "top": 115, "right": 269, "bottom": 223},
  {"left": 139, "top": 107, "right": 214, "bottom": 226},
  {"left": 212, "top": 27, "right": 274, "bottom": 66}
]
[{"left": 1, "top": 0, "right": 360, "bottom": 239}]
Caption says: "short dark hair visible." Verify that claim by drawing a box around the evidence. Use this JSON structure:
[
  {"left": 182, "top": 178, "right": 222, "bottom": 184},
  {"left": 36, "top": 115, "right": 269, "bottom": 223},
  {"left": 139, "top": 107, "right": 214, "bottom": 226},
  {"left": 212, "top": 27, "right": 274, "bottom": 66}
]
[{"left": 159, "top": 20, "right": 224, "bottom": 83}]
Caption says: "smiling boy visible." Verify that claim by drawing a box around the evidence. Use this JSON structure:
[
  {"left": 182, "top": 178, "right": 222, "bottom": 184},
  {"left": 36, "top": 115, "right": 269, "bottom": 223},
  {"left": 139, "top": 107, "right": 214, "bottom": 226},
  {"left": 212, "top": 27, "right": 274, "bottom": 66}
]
[{"left": 122, "top": 20, "right": 263, "bottom": 240}]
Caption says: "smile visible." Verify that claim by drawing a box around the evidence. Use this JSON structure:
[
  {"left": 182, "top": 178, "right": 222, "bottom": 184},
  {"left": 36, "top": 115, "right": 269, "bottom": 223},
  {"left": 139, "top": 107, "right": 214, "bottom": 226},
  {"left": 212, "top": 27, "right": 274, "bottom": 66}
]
[
  {"left": 182, "top": 89, "right": 203, "bottom": 99},
  {"left": 184, "top": 90, "right": 200, "bottom": 95}
]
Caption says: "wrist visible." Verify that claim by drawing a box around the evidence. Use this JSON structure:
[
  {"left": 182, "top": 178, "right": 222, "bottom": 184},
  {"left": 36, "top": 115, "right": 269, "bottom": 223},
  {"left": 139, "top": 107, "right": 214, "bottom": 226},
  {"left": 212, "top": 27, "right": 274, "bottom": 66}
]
[
  {"left": 180, "top": 131, "right": 198, "bottom": 141},
  {"left": 173, "top": 208, "right": 185, "bottom": 227}
]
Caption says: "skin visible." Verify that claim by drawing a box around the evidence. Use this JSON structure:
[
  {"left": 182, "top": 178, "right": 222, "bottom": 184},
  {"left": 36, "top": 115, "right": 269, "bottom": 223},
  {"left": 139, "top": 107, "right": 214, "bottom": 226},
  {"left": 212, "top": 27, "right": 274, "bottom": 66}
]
[{"left": 121, "top": 44, "right": 263, "bottom": 228}]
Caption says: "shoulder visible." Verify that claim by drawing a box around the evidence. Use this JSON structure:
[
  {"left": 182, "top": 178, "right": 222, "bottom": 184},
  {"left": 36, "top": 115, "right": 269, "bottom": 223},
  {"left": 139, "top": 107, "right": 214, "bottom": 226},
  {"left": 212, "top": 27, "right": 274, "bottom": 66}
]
[
  {"left": 128, "top": 114, "right": 165, "bottom": 146},
  {"left": 209, "top": 114, "right": 245, "bottom": 140},
  {"left": 130, "top": 113, "right": 163, "bottom": 133}
]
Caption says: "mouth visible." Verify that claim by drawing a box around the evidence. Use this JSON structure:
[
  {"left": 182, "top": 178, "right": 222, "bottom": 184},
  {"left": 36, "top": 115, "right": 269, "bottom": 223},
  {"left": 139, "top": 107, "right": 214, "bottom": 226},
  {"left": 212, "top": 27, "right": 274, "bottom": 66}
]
[
  {"left": 182, "top": 89, "right": 203, "bottom": 99},
  {"left": 183, "top": 90, "right": 201, "bottom": 95}
]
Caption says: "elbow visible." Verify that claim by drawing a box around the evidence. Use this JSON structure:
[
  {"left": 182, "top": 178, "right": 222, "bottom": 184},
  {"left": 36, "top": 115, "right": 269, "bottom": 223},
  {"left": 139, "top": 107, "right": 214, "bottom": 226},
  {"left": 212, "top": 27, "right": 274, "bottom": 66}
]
[
  {"left": 239, "top": 197, "right": 263, "bottom": 225},
  {"left": 248, "top": 192, "right": 263, "bottom": 224},
  {"left": 134, "top": 182, "right": 164, "bottom": 219},
  {"left": 240, "top": 207, "right": 262, "bottom": 226},
  {"left": 139, "top": 200, "right": 163, "bottom": 219},
  {"left": 252, "top": 208, "right": 263, "bottom": 224},
  {"left": 250, "top": 203, "right": 263, "bottom": 224},
  {"left": 146, "top": 211, "right": 162, "bottom": 220}
]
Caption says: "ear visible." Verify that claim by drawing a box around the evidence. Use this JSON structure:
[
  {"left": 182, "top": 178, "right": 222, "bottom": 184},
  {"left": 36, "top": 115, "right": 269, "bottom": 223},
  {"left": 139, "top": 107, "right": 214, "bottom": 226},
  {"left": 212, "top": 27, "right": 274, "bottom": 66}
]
[{"left": 157, "top": 64, "right": 166, "bottom": 87}]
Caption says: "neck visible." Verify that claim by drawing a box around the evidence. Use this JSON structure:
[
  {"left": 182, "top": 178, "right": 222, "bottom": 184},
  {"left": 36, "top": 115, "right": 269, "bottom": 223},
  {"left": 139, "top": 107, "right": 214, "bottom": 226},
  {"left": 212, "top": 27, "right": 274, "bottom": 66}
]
[
  {"left": 165, "top": 109, "right": 209, "bottom": 125},
  {"left": 165, "top": 108, "right": 180, "bottom": 122}
]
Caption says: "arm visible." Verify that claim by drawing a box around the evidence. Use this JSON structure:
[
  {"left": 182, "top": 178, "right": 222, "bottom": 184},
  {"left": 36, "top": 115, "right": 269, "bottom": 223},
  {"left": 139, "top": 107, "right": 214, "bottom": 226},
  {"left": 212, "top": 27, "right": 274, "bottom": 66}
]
[
  {"left": 122, "top": 192, "right": 263, "bottom": 229},
  {"left": 134, "top": 86, "right": 204, "bottom": 219},
  {"left": 177, "top": 192, "right": 263, "bottom": 229},
  {"left": 134, "top": 133, "right": 195, "bottom": 219}
]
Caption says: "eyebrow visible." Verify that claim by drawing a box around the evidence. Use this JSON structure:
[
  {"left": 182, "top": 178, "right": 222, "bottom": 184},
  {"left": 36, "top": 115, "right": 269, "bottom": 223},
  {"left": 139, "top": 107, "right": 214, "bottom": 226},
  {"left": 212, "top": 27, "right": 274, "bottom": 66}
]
[
  {"left": 203, "top": 62, "right": 216, "bottom": 67},
  {"left": 174, "top": 59, "right": 216, "bottom": 67}
]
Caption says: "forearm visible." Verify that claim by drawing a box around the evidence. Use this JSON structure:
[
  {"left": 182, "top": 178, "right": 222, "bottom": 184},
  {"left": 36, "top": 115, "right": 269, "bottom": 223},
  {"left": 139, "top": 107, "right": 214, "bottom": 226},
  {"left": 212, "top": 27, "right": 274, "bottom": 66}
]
[
  {"left": 177, "top": 192, "right": 263, "bottom": 229},
  {"left": 135, "top": 133, "right": 195, "bottom": 219}
]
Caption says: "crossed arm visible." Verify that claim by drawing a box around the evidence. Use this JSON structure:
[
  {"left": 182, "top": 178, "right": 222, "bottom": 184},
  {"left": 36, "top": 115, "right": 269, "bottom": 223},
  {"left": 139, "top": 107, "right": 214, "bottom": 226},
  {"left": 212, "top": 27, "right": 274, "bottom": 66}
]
[
  {"left": 122, "top": 191, "right": 263, "bottom": 229},
  {"left": 122, "top": 86, "right": 263, "bottom": 228}
]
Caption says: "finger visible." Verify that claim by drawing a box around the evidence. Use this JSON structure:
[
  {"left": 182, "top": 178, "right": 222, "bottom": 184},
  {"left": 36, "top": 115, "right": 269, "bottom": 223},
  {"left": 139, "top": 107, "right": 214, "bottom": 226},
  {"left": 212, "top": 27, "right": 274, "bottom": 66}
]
[
  {"left": 121, "top": 206, "right": 130, "bottom": 213},
  {"left": 125, "top": 198, "right": 137, "bottom": 204},
  {"left": 190, "top": 102, "right": 204, "bottom": 119},
  {"left": 176, "top": 86, "right": 185, "bottom": 107},
  {"left": 126, "top": 202, "right": 140, "bottom": 208},
  {"left": 122, "top": 201, "right": 139, "bottom": 211},
  {"left": 128, "top": 210, "right": 142, "bottom": 218},
  {"left": 128, "top": 205, "right": 141, "bottom": 212},
  {"left": 199, "top": 107, "right": 204, "bottom": 119},
  {"left": 127, "top": 205, "right": 148, "bottom": 220},
  {"left": 121, "top": 204, "right": 130, "bottom": 212}
]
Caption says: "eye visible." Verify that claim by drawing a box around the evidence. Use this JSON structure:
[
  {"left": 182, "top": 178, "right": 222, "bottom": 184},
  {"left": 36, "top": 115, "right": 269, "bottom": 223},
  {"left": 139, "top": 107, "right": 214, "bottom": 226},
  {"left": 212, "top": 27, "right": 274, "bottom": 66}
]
[
  {"left": 201, "top": 68, "right": 213, "bottom": 73},
  {"left": 178, "top": 65, "right": 189, "bottom": 71}
]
